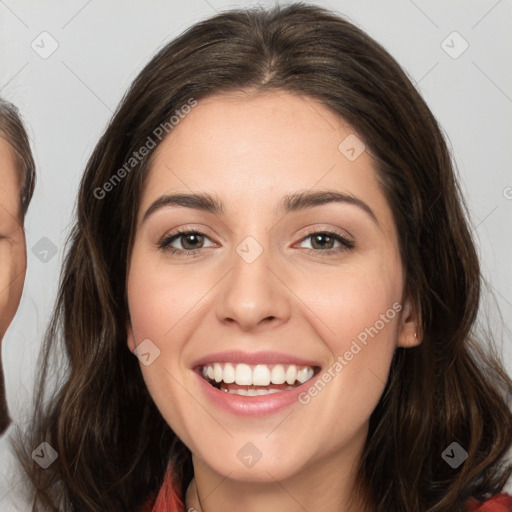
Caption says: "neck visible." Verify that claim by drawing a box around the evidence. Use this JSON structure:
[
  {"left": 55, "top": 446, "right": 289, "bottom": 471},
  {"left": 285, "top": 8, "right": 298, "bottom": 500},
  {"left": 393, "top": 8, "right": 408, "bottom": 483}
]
[{"left": 185, "top": 427, "right": 370, "bottom": 512}]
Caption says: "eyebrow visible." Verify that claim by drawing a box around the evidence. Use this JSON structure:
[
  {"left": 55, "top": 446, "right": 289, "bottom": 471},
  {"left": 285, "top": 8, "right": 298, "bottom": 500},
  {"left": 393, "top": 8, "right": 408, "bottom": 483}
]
[{"left": 142, "top": 190, "right": 378, "bottom": 225}]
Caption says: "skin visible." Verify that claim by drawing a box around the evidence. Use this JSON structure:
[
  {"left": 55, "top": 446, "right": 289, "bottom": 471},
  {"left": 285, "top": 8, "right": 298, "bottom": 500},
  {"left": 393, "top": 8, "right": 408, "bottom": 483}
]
[
  {"left": 0, "top": 137, "right": 27, "bottom": 434},
  {"left": 126, "top": 90, "right": 421, "bottom": 512}
]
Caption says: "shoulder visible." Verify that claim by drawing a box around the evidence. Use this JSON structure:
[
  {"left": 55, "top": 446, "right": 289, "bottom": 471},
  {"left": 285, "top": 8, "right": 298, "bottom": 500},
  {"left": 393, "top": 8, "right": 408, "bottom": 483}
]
[{"left": 466, "top": 493, "right": 512, "bottom": 511}]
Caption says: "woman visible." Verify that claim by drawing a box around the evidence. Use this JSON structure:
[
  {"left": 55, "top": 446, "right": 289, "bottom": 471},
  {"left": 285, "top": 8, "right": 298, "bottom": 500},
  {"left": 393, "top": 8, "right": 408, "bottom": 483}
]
[
  {"left": 11, "top": 3, "right": 512, "bottom": 511},
  {"left": 0, "top": 98, "right": 36, "bottom": 509},
  {"left": 0, "top": 98, "right": 36, "bottom": 435}
]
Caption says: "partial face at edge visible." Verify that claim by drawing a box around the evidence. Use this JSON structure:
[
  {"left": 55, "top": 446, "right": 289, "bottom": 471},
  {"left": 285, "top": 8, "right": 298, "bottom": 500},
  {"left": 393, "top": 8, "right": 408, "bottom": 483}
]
[
  {"left": 0, "top": 137, "right": 27, "bottom": 341},
  {"left": 126, "top": 91, "right": 420, "bottom": 482}
]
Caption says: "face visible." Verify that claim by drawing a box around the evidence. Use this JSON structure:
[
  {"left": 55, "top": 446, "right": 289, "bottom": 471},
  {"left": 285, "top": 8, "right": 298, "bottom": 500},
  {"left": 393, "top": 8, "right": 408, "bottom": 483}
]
[
  {"left": 0, "top": 138, "right": 26, "bottom": 341},
  {"left": 126, "top": 91, "right": 420, "bottom": 484}
]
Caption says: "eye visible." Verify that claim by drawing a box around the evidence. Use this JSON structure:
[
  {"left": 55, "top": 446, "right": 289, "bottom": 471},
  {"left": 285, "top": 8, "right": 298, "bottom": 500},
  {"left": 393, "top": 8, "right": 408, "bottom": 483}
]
[
  {"left": 158, "top": 229, "right": 216, "bottom": 255},
  {"left": 158, "top": 228, "right": 355, "bottom": 257},
  {"left": 296, "top": 229, "right": 355, "bottom": 256}
]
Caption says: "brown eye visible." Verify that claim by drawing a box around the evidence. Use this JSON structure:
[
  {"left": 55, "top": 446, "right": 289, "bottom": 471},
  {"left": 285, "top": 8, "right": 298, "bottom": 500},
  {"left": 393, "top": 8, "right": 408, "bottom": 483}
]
[
  {"left": 297, "top": 230, "right": 355, "bottom": 255},
  {"left": 159, "top": 230, "right": 215, "bottom": 255},
  {"left": 174, "top": 233, "right": 204, "bottom": 250},
  {"left": 310, "top": 233, "right": 336, "bottom": 250}
]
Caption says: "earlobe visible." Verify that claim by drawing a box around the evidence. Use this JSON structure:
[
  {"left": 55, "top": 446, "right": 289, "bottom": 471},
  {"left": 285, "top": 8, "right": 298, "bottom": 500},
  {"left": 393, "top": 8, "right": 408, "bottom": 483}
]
[{"left": 396, "top": 296, "right": 422, "bottom": 348}]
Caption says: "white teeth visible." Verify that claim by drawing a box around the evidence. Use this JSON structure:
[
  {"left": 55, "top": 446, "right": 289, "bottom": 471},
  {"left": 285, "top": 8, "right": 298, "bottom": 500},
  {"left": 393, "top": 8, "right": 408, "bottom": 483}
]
[
  {"left": 200, "top": 362, "right": 316, "bottom": 388},
  {"left": 214, "top": 363, "right": 223, "bottom": 383},
  {"left": 252, "top": 365, "right": 271, "bottom": 386},
  {"left": 235, "top": 363, "right": 252, "bottom": 385},
  {"left": 285, "top": 365, "right": 297, "bottom": 385},
  {"left": 296, "top": 367, "right": 314, "bottom": 383},
  {"left": 296, "top": 367, "right": 308, "bottom": 383},
  {"left": 270, "top": 364, "right": 286, "bottom": 384},
  {"left": 226, "top": 386, "right": 295, "bottom": 396},
  {"left": 223, "top": 363, "right": 235, "bottom": 384}
]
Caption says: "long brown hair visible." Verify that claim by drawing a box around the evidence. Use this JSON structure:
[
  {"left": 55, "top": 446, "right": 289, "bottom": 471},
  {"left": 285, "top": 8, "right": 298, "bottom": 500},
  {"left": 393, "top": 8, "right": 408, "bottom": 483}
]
[{"left": 12, "top": 3, "right": 512, "bottom": 511}]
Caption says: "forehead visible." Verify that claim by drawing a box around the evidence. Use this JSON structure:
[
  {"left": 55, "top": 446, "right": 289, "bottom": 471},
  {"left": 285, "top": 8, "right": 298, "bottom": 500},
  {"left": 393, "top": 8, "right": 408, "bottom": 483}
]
[
  {"left": 154, "top": 91, "right": 355, "bottom": 167},
  {"left": 139, "top": 91, "right": 393, "bottom": 231}
]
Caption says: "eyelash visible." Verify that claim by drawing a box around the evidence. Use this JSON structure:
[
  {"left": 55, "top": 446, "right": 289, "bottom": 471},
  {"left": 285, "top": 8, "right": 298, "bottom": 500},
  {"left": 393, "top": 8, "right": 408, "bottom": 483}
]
[{"left": 158, "top": 227, "right": 355, "bottom": 257}]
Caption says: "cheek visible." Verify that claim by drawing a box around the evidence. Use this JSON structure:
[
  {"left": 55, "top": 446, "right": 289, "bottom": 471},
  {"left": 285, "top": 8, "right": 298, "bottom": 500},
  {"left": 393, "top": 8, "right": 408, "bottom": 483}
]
[
  {"left": 125, "top": 249, "right": 214, "bottom": 421},
  {"left": 127, "top": 252, "right": 205, "bottom": 340},
  {"left": 293, "top": 258, "right": 402, "bottom": 416},
  {"left": 0, "top": 237, "right": 27, "bottom": 338},
  {"left": 296, "top": 256, "right": 402, "bottom": 347}
]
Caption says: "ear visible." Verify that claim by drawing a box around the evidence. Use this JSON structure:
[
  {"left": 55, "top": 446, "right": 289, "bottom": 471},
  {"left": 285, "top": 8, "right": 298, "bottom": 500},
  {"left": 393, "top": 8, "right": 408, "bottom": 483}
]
[
  {"left": 396, "top": 295, "right": 422, "bottom": 348},
  {"left": 126, "top": 319, "right": 136, "bottom": 353}
]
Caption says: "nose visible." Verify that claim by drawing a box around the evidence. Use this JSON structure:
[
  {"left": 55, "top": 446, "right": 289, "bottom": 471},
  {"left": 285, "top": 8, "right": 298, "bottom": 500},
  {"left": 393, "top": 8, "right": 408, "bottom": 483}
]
[{"left": 215, "top": 242, "right": 291, "bottom": 332}]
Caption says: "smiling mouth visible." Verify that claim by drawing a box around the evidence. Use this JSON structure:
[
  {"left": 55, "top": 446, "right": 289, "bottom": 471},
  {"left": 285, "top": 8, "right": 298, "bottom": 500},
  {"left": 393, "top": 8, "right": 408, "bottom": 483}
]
[{"left": 198, "top": 362, "right": 319, "bottom": 396}]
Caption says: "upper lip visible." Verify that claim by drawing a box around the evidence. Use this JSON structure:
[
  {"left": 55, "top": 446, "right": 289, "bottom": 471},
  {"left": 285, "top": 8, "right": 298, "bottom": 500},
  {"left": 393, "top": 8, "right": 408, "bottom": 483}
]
[{"left": 192, "top": 350, "right": 321, "bottom": 369}]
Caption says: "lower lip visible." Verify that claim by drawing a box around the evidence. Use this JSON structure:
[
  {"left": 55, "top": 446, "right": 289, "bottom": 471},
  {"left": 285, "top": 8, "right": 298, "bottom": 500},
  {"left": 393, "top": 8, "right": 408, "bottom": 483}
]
[{"left": 194, "top": 371, "right": 316, "bottom": 417}]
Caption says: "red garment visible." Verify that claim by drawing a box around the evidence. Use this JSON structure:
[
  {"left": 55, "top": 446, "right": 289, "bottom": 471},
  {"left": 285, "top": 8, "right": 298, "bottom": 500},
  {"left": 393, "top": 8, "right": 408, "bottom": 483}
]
[
  {"left": 466, "top": 494, "right": 512, "bottom": 511},
  {"left": 139, "top": 467, "right": 184, "bottom": 512},
  {"left": 141, "top": 469, "right": 512, "bottom": 512}
]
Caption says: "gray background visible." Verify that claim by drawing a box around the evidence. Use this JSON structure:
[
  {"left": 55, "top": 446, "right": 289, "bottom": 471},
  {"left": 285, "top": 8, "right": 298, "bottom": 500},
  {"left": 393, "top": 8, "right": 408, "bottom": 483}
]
[{"left": 0, "top": 0, "right": 511, "bottom": 500}]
